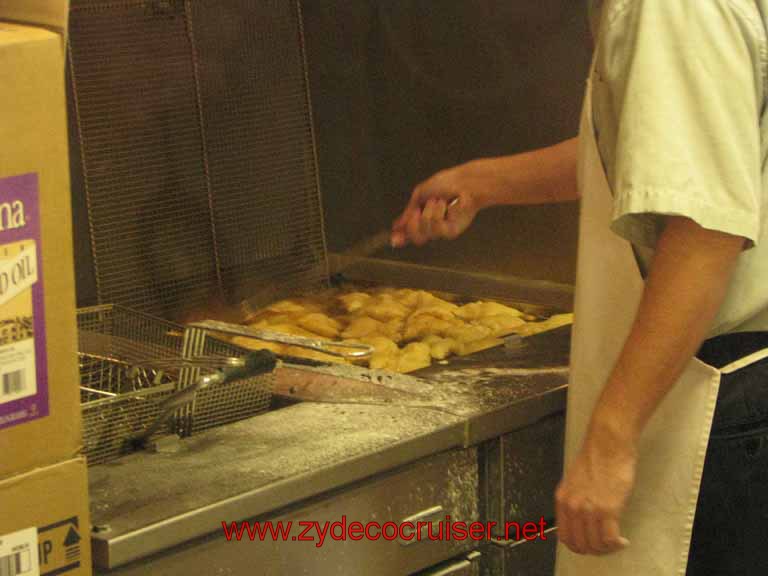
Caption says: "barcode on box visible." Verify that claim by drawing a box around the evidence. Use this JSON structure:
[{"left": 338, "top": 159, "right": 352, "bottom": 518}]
[
  {"left": 0, "top": 550, "right": 31, "bottom": 576},
  {"left": 1, "top": 370, "right": 24, "bottom": 396}
]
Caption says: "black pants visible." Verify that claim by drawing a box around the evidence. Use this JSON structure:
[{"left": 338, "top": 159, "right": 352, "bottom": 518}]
[{"left": 687, "top": 333, "right": 768, "bottom": 575}]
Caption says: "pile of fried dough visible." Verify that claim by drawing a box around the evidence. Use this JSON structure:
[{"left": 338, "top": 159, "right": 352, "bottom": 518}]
[{"left": 228, "top": 287, "right": 572, "bottom": 373}]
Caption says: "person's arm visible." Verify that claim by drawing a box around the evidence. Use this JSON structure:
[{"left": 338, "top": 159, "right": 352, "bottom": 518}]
[
  {"left": 556, "top": 216, "right": 745, "bottom": 555},
  {"left": 459, "top": 136, "right": 581, "bottom": 208},
  {"left": 391, "top": 137, "right": 579, "bottom": 246}
]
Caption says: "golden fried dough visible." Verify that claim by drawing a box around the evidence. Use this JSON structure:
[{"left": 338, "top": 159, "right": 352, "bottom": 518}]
[
  {"left": 230, "top": 287, "right": 557, "bottom": 372},
  {"left": 446, "top": 323, "right": 492, "bottom": 343},
  {"left": 514, "top": 313, "right": 573, "bottom": 337},
  {"left": 408, "top": 306, "right": 456, "bottom": 322},
  {"left": 361, "top": 336, "right": 400, "bottom": 371},
  {"left": 416, "top": 293, "right": 459, "bottom": 312},
  {"left": 369, "top": 352, "right": 399, "bottom": 371},
  {"left": 337, "top": 292, "right": 372, "bottom": 313},
  {"left": 363, "top": 297, "right": 410, "bottom": 322},
  {"left": 403, "top": 316, "right": 434, "bottom": 341},
  {"left": 397, "top": 342, "right": 432, "bottom": 373},
  {"left": 475, "top": 314, "right": 527, "bottom": 337},
  {"left": 456, "top": 301, "right": 523, "bottom": 321},
  {"left": 266, "top": 299, "right": 309, "bottom": 314},
  {"left": 391, "top": 288, "right": 421, "bottom": 308},
  {"left": 381, "top": 318, "right": 404, "bottom": 343},
  {"left": 403, "top": 316, "right": 457, "bottom": 341},
  {"left": 341, "top": 316, "right": 383, "bottom": 339},
  {"left": 296, "top": 313, "right": 342, "bottom": 339},
  {"left": 359, "top": 335, "right": 399, "bottom": 355},
  {"left": 428, "top": 337, "right": 460, "bottom": 360},
  {"left": 262, "top": 313, "right": 301, "bottom": 326}
]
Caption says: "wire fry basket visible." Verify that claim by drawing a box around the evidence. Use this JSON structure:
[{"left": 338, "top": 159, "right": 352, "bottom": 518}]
[{"left": 77, "top": 304, "right": 275, "bottom": 465}]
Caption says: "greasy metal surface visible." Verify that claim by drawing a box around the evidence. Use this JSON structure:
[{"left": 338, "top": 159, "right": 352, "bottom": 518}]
[
  {"left": 67, "top": 0, "right": 327, "bottom": 320},
  {"left": 89, "top": 402, "right": 466, "bottom": 569},
  {"left": 275, "top": 324, "right": 570, "bottom": 421},
  {"left": 417, "top": 325, "right": 570, "bottom": 445},
  {"left": 190, "top": 319, "right": 373, "bottom": 358},
  {"left": 99, "top": 449, "right": 479, "bottom": 576},
  {"left": 89, "top": 367, "right": 566, "bottom": 570},
  {"left": 88, "top": 287, "right": 571, "bottom": 570}
]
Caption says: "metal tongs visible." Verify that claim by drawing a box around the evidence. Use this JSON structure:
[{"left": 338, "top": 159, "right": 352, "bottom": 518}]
[
  {"left": 130, "top": 350, "right": 277, "bottom": 444},
  {"left": 188, "top": 319, "right": 374, "bottom": 359}
]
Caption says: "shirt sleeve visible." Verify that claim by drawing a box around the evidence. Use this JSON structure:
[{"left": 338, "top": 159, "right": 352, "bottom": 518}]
[{"left": 593, "top": 0, "right": 763, "bottom": 248}]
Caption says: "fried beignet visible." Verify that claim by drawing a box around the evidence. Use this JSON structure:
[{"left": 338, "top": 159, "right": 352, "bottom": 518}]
[
  {"left": 397, "top": 342, "right": 432, "bottom": 373},
  {"left": 456, "top": 301, "right": 523, "bottom": 321},
  {"left": 341, "top": 316, "right": 383, "bottom": 339},
  {"left": 363, "top": 297, "right": 410, "bottom": 322},
  {"left": 296, "top": 313, "right": 342, "bottom": 339},
  {"left": 475, "top": 314, "right": 527, "bottom": 337},
  {"left": 337, "top": 292, "right": 372, "bottom": 313}
]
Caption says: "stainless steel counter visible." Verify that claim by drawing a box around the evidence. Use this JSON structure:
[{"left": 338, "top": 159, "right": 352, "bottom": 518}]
[{"left": 89, "top": 326, "right": 569, "bottom": 574}]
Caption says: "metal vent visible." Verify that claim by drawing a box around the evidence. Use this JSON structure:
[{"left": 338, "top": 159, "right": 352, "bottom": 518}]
[{"left": 68, "top": 0, "right": 328, "bottom": 320}]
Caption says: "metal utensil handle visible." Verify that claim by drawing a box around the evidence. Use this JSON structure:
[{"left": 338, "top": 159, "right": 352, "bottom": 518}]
[
  {"left": 129, "top": 356, "right": 245, "bottom": 372},
  {"left": 189, "top": 320, "right": 373, "bottom": 359},
  {"left": 130, "top": 350, "right": 277, "bottom": 443}
]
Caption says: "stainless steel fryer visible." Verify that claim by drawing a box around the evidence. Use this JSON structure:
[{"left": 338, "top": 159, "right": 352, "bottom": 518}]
[
  {"left": 66, "top": 0, "right": 573, "bottom": 370},
  {"left": 64, "top": 3, "right": 576, "bottom": 575}
]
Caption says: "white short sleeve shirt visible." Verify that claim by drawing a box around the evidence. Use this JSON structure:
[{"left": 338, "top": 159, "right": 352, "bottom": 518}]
[{"left": 588, "top": 0, "right": 768, "bottom": 334}]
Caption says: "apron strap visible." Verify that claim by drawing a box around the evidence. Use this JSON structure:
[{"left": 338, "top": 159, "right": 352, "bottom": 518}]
[{"left": 721, "top": 347, "right": 768, "bottom": 374}]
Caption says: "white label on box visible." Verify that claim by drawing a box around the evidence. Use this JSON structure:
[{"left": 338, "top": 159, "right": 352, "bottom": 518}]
[
  {"left": 0, "top": 527, "right": 39, "bottom": 576},
  {"left": 0, "top": 339, "right": 36, "bottom": 406},
  {"left": 0, "top": 244, "right": 37, "bottom": 308}
]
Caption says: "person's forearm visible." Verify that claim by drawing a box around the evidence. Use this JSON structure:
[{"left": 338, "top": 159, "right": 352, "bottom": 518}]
[
  {"left": 467, "top": 137, "right": 579, "bottom": 209},
  {"left": 587, "top": 217, "right": 745, "bottom": 446}
]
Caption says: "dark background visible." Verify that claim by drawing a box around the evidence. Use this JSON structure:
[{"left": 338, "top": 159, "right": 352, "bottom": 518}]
[{"left": 302, "top": 1, "right": 591, "bottom": 284}]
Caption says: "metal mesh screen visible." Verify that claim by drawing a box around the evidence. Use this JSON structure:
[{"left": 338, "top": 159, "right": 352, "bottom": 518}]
[
  {"left": 77, "top": 304, "right": 273, "bottom": 464},
  {"left": 176, "top": 326, "right": 275, "bottom": 436},
  {"left": 68, "top": 0, "right": 328, "bottom": 319},
  {"left": 188, "top": 0, "right": 328, "bottom": 304},
  {"left": 78, "top": 304, "right": 184, "bottom": 464}
]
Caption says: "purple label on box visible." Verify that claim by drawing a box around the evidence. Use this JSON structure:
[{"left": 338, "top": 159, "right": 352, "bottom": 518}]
[{"left": 0, "top": 173, "right": 48, "bottom": 430}]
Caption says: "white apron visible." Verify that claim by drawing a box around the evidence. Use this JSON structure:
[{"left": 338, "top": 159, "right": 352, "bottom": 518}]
[{"left": 555, "top": 66, "right": 768, "bottom": 575}]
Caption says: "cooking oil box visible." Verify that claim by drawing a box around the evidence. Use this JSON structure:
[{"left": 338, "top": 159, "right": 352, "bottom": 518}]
[{"left": 0, "top": 0, "right": 81, "bottom": 478}]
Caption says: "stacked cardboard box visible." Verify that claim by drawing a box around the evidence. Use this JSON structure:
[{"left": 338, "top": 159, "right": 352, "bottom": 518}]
[{"left": 0, "top": 2, "right": 91, "bottom": 574}]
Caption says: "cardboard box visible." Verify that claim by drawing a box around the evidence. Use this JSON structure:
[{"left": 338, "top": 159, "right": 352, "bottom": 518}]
[
  {"left": 0, "top": 1, "right": 68, "bottom": 38},
  {"left": 0, "top": 1, "right": 81, "bottom": 478},
  {"left": 0, "top": 458, "right": 91, "bottom": 576}
]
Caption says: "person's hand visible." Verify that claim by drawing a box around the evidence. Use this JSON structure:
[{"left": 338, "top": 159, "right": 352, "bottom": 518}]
[
  {"left": 391, "top": 165, "right": 482, "bottom": 247},
  {"left": 555, "top": 420, "right": 637, "bottom": 555}
]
